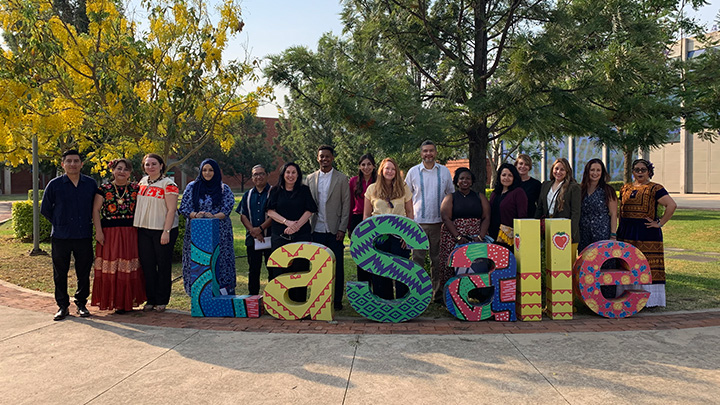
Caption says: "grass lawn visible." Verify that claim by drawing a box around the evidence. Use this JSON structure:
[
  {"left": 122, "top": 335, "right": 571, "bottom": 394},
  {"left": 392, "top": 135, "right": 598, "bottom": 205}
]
[{"left": 1, "top": 208, "right": 719, "bottom": 316}]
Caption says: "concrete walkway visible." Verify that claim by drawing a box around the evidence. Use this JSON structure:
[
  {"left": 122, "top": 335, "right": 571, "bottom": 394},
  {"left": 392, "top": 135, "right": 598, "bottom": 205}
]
[
  {"left": 3, "top": 281, "right": 720, "bottom": 403},
  {"left": 3, "top": 305, "right": 720, "bottom": 404}
]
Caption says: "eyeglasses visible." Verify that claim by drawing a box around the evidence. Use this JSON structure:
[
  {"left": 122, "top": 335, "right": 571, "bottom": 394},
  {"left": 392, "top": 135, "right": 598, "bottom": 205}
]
[
  {"left": 252, "top": 173, "right": 267, "bottom": 177},
  {"left": 632, "top": 167, "right": 648, "bottom": 173}
]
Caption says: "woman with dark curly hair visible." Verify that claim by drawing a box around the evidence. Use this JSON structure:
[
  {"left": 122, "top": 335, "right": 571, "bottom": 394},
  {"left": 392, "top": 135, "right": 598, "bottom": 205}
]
[
  {"left": 617, "top": 159, "right": 676, "bottom": 307},
  {"left": 438, "top": 167, "right": 491, "bottom": 288},
  {"left": 91, "top": 158, "right": 145, "bottom": 313}
]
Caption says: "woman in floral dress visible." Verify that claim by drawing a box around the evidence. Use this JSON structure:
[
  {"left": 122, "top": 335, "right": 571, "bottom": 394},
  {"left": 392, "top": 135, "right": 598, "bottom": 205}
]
[
  {"left": 91, "top": 159, "right": 145, "bottom": 313},
  {"left": 578, "top": 159, "right": 618, "bottom": 253}
]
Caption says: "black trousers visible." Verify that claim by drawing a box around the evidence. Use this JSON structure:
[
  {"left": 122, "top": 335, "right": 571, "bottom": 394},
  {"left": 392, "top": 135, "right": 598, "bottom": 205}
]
[
  {"left": 137, "top": 227, "right": 179, "bottom": 306},
  {"left": 312, "top": 232, "right": 345, "bottom": 306},
  {"left": 246, "top": 244, "right": 272, "bottom": 296},
  {"left": 51, "top": 237, "right": 93, "bottom": 308},
  {"left": 371, "top": 236, "right": 410, "bottom": 300},
  {"left": 348, "top": 213, "right": 371, "bottom": 283}
]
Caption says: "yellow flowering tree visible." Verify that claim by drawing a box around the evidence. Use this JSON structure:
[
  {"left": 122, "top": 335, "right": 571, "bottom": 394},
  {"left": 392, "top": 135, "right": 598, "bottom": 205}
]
[{"left": 0, "top": 0, "right": 270, "bottom": 173}]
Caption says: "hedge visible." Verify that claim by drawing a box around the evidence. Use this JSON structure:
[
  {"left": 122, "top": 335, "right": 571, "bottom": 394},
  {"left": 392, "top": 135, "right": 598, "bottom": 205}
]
[{"left": 12, "top": 200, "right": 52, "bottom": 242}]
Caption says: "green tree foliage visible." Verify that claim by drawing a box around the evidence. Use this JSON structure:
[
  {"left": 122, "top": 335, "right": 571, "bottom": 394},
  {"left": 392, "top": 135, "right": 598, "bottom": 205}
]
[{"left": 267, "top": 0, "right": 561, "bottom": 186}]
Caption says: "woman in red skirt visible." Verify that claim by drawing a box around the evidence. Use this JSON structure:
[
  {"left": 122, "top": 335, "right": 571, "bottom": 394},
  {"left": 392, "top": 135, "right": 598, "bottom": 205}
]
[{"left": 91, "top": 158, "right": 145, "bottom": 313}]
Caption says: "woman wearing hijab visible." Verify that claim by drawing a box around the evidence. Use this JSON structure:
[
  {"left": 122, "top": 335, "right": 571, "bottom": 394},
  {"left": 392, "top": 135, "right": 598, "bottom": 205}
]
[{"left": 179, "top": 159, "right": 237, "bottom": 295}]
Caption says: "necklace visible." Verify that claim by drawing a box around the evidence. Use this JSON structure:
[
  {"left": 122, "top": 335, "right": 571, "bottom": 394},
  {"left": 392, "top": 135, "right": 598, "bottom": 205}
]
[
  {"left": 113, "top": 182, "right": 128, "bottom": 205},
  {"left": 148, "top": 176, "right": 164, "bottom": 185}
]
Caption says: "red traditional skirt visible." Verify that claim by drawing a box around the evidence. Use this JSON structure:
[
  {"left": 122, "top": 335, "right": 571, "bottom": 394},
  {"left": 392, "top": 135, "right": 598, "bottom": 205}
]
[
  {"left": 438, "top": 218, "right": 483, "bottom": 290},
  {"left": 91, "top": 227, "right": 146, "bottom": 311}
]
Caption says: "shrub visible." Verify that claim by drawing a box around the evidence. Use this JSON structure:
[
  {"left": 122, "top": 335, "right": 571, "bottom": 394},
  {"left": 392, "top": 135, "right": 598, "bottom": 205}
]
[
  {"left": 11, "top": 200, "right": 52, "bottom": 242},
  {"left": 608, "top": 181, "right": 624, "bottom": 192},
  {"left": 27, "top": 189, "right": 44, "bottom": 201},
  {"left": 172, "top": 214, "right": 186, "bottom": 262}
]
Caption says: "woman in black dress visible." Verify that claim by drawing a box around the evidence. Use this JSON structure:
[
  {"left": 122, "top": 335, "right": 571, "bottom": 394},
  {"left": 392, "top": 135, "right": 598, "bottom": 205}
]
[{"left": 266, "top": 162, "right": 318, "bottom": 302}]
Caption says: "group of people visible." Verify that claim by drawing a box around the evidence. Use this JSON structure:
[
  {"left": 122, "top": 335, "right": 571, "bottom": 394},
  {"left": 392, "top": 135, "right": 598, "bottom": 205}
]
[{"left": 41, "top": 142, "right": 676, "bottom": 321}]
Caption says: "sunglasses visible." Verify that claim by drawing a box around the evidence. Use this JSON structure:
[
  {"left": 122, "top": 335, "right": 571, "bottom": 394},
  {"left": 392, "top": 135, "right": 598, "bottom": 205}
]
[
  {"left": 386, "top": 199, "right": 394, "bottom": 209},
  {"left": 280, "top": 233, "right": 294, "bottom": 241},
  {"left": 632, "top": 167, "right": 648, "bottom": 173}
]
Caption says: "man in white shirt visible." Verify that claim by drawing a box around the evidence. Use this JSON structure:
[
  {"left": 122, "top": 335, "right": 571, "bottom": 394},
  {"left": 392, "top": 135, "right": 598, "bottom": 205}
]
[
  {"left": 308, "top": 145, "right": 350, "bottom": 310},
  {"left": 405, "top": 140, "right": 455, "bottom": 303}
]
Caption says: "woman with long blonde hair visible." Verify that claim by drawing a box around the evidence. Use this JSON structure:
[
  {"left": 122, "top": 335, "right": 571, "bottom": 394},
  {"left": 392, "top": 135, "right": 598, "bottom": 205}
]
[
  {"left": 363, "top": 157, "right": 414, "bottom": 299},
  {"left": 535, "top": 158, "right": 581, "bottom": 246}
]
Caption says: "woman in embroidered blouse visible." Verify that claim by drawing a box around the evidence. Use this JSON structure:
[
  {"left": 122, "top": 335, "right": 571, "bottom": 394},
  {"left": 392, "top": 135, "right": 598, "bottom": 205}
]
[
  {"left": 348, "top": 153, "right": 376, "bottom": 283},
  {"left": 617, "top": 159, "right": 676, "bottom": 307},
  {"left": 578, "top": 159, "right": 618, "bottom": 253},
  {"left": 91, "top": 158, "right": 144, "bottom": 314},
  {"left": 133, "top": 153, "right": 179, "bottom": 313},
  {"left": 363, "top": 157, "right": 414, "bottom": 300},
  {"left": 489, "top": 163, "right": 528, "bottom": 249},
  {"left": 266, "top": 162, "right": 318, "bottom": 303},
  {"left": 179, "top": 159, "right": 236, "bottom": 296},
  {"left": 535, "top": 158, "right": 581, "bottom": 247}
]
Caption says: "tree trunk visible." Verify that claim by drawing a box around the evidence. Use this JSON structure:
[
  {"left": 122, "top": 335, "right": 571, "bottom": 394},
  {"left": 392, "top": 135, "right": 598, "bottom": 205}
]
[
  {"left": 623, "top": 147, "right": 634, "bottom": 184},
  {"left": 468, "top": 125, "right": 489, "bottom": 191}
]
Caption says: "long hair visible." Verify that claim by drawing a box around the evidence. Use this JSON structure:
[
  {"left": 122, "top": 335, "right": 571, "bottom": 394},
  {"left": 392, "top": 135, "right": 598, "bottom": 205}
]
[
  {"left": 581, "top": 159, "right": 617, "bottom": 206},
  {"left": 354, "top": 153, "right": 377, "bottom": 198},
  {"left": 373, "top": 158, "right": 405, "bottom": 200},
  {"left": 277, "top": 162, "right": 303, "bottom": 191},
  {"left": 493, "top": 163, "right": 522, "bottom": 195},
  {"left": 550, "top": 158, "right": 575, "bottom": 213}
]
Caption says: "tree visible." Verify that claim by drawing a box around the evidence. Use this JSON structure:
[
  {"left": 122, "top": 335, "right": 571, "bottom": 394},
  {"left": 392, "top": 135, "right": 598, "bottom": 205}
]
[
  {"left": 267, "top": 0, "right": 563, "bottom": 186},
  {"left": 0, "top": 0, "right": 270, "bottom": 172},
  {"left": 184, "top": 115, "right": 281, "bottom": 190},
  {"left": 512, "top": 0, "right": 716, "bottom": 181}
]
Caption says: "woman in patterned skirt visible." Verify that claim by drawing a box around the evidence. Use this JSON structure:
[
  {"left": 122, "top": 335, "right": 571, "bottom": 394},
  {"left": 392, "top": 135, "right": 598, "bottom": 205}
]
[
  {"left": 578, "top": 159, "right": 618, "bottom": 253},
  {"left": 91, "top": 159, "right": 145, "bottom": 313},
  {"left": 179, "top": 158, "right": 237, "bottom": 295},
  {"left": 617, "top": 159, "right": 676, "bottom": 307},
  {"left": 438, "top": 167, "right": 491, "bottom": 290}
]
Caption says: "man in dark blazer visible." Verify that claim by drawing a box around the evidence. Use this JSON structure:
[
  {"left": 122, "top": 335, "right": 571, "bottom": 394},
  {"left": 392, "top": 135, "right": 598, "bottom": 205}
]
[{"left": 307, "top": 145, "right": 350, "bottom": 310}]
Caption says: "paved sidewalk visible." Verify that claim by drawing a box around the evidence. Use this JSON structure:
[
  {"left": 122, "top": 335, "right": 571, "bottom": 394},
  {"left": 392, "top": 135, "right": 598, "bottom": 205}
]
[
  {"left": 3, "top": 303, "right": 720, "bottom": 403},
  {"left": 670, "top": 193, "right": 720, "bottom": 210}
]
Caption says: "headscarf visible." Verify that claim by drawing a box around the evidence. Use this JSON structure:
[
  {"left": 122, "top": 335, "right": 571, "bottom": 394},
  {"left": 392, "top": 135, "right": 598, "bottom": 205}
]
[{"left": 192, "top": 158, "right": 223, "bottom": 210}]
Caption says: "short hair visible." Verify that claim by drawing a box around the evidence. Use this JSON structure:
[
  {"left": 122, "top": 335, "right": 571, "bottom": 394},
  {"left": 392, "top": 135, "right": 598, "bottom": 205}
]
[
  {"left": 317, "top": 145, "right": 335, "bottom": 156},
  {"left": 141, "top": 153, "right": 166, "bottom": 175},
  {"left": 109, "top": 158, "right": 132, "bottom": 171},
  {"left": 251, "top": 164, "right": 266, "bottom": 173},
  {"left": 516, "top": 153, "right": 532, "bottom": 168},
  {"left": 62, "top": 150, "right": 82, "bottom": 161},
  {"left": 632, "top": 159, "right": 655, "bottom": 178},
  {"left": 420, "top": 140, "right": 436, "bottom": 149},
  {"left": 453, "top": 167, "right": 476, "bottom": 187}
]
